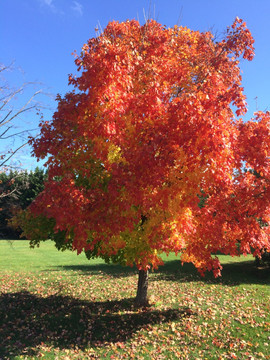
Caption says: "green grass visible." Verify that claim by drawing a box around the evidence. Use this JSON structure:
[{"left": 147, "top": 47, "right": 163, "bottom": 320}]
[
  {"left": 0, "top": 239, "right": 105, "bottom": 272},
  {"left": 0, "top": 240, "right": 269, "bottom": 360}
]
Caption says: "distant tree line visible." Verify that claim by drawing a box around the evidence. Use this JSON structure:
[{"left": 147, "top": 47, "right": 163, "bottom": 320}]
[{"left": 0, "top": 167, "right": 47, "bottom": 238}]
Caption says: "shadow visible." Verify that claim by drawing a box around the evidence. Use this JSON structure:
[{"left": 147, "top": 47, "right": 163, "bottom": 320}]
[
  {"left": 52, "top": 263, "right": 137, "bottom": 277},
  {"left": 56, "top": 258, "right": 270, "bottom": 286},
  {"left": 0, "top": 291, "right": 191, "bottom": 359},
  {"left": 154, "top": 259, "right": 270, "bottom": 286}
]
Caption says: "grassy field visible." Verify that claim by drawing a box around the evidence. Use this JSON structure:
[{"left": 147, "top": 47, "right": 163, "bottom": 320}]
[{"left": 0, "top": 240, "right": 269, "bottom": 360}]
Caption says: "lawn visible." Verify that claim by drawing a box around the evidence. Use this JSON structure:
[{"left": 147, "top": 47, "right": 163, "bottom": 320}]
[{"left": 0, "top": 240, "right": 269, "bottom": 360}]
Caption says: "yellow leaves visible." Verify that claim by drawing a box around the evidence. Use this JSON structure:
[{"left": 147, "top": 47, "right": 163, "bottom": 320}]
[
  {"left": 107, "top": 143, "right": 121, "bottom": 164},
  {"left": 107, "top": 143, "right": 127, "bottom": 165}
]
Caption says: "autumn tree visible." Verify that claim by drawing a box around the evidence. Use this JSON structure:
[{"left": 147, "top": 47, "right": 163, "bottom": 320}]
[{"left": 16, "top": 18, "right": 270, "bottom": 306}]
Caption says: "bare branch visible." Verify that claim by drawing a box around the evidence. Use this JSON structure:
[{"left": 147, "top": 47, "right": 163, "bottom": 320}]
[
  {"left": 0, "top": 142, "right": 27, "bottom": 168},
  {"left": 0, "top": 126, "right": 12, "bottom": 138},
  {"left": 0, "top": 127, "right": 39, "bottom": 140},
  {"left": 0, "top": 64, "right": 45, "bottom": 174},
  {"left": 0, "top": 187, "right": 17, "bottom": 199},
  {"left": 0, "top": 89, "right": 42, "bottom": 126}
]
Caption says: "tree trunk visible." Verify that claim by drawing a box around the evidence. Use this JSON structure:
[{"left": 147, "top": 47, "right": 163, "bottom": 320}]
[{"left": 135, "top": 269, "right": 149, "bottom": 306}]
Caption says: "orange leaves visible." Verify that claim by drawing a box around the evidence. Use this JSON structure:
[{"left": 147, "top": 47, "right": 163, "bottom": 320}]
[
  {"left": 227, "top": 17, "right": 255, "bottom": 61},
  {"left": 238, "top": 111, "right": 270, "bottom": 173}
]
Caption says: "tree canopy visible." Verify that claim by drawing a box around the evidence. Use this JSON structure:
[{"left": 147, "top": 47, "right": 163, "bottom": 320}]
[{"left": 17, "top": 19, "right": 270, "bottom": 283}]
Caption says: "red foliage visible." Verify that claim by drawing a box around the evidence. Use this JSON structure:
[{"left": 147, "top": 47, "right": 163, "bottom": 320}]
[{"left": 25, "top": 19, "right": 269, "bottom": 276}]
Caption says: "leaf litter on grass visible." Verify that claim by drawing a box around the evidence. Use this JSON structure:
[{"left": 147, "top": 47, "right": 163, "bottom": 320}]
[{"left": 0, "top": 265, "right": 269, "bottom": 360}]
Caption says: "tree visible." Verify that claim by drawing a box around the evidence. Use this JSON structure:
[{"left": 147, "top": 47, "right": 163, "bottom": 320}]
[
  {"left": 0, "top": 63, "right": 41, "bottom": 179},
  {"left": 16, "top": 18, "right": 270, "bottom": 306},
  {"left": 0, "top": 168, "right": 47, "bottom": 238},
  {"left": 0, "top": 63, "right": 44, "bottom": 232}
]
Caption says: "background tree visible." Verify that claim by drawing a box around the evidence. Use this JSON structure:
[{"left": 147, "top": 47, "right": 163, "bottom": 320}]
[
  {"left": 0, "top": 168, "right": 47, "bottom": 238},
  {"left": 0, "top": 63, "right": 42, "bottom": 191},
  {"left": 15, "top": 18, "right": 270, "bottom": 306},
  {"left": 0, "top": 64, "right": 46, "bottom": 240}
]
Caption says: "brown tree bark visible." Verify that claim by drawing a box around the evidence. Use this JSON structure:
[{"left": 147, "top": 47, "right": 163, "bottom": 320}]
[{"left": 135, "top": 269, "right": 149, "bottom": 306}]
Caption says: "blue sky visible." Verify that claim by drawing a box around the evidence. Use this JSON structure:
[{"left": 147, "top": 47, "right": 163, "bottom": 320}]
[{"left": 1, "top": 0, "right": 270, "bottom": 169}]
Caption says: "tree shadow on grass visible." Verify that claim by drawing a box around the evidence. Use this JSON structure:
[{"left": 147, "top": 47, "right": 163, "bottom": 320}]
[
  {"left": 52, "top": 263, "right": 137, "bottom": 277},
  {"left": 0, "top": 291, "right": 191, "bottom": 359},
  {"left": 56, "top": 259, "right": 269, "bottom": 286},
  {"left": 154, "top": 259, "right": 270, "bottom": 286}
]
